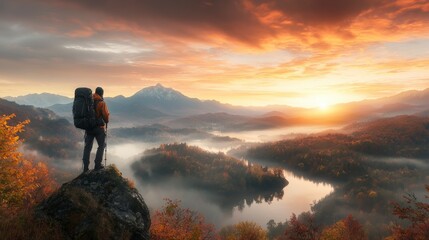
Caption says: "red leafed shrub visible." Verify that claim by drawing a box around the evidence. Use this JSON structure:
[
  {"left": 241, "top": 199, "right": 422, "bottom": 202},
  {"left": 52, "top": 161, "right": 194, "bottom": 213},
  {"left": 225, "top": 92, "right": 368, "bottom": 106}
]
[
  {"left": 388, "top": 185, "right": 429, "bottom": 240},
  {"left": 150, "top": 198, "right": 217, "bottom": 240}
]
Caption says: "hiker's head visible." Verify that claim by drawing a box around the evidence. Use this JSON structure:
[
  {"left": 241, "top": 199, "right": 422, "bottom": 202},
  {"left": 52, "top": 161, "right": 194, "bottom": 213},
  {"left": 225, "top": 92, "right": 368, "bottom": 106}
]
[{"left": 95, "top": 87, "right": 104, "bottom": 97}]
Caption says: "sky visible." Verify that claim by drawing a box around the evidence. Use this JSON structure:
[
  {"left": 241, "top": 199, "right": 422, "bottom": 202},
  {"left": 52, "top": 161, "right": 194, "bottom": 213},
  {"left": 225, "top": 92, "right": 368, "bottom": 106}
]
[{"left": 0, "top": 0, "right": 428, "bottom": 107}]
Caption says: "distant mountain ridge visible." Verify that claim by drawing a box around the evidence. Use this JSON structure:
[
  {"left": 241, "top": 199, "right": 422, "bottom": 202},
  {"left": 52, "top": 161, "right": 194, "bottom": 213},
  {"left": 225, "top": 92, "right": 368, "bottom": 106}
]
[
  {"left": 9, "top": 84, "right": 429, "bottom": 128},
  {"left": 4, "top": 93, "right": 72, "bottom": 108},
  {"left": 8, "top": 85, "right": 429, "bottom": 112},
  {"left": 48, "top": 84, "right": 261, "bottom": 127},
  {"left": 383, "top": 88, "right": 429, "bottom": 105},
  {"left": 127, "top": 83, "right": 252, "bottom": 116}
]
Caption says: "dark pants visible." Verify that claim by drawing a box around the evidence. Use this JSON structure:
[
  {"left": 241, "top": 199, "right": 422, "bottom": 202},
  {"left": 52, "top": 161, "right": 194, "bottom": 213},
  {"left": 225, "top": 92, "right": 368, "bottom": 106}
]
[{"left": 82, "top": 127, "right": 106, "bottom": 169}]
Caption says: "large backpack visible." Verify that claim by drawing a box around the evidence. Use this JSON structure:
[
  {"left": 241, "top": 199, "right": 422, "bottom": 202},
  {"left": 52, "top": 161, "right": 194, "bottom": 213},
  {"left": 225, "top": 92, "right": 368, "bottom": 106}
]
[{"left": 73, "top": 87, "right": 98, "bottom": 130}]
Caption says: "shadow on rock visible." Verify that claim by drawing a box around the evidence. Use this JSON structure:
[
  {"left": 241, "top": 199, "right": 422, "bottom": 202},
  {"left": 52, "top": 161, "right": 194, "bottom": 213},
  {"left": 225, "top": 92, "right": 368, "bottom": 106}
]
[{"left": 36, "top": 165, "right": 150, "bottom": 240}]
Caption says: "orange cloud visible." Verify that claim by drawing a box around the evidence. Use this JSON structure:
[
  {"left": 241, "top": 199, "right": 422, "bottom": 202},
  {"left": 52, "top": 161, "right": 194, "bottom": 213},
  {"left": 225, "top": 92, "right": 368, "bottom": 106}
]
[
  {"left": 51, "top": 0, "right": 429, "bottom": 49},
  {"left": 1, "top": 0, "right": 428, "bottom": 107}
]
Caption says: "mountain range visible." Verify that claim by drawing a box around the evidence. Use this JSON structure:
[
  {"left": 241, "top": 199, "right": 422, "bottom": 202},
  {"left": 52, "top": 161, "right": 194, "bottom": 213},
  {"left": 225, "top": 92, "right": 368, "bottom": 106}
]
[
  {"left": 47, "top": 84, "right": 262, "bottom": 127},
  {"left": 3, "top": 84, "right": 429, "bottom": 129},
  {"left": 4, "top": 93, "right": 73, "bottom": 108}
]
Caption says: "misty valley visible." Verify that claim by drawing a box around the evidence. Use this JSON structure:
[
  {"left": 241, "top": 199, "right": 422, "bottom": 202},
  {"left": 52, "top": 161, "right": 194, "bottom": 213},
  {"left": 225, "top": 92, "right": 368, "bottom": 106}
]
[
  {"left": 3, "top": 0, "right": 429, "bottom": 238},
  {"left": 1, "top": 85, "right": 429, "bottom": 239}
]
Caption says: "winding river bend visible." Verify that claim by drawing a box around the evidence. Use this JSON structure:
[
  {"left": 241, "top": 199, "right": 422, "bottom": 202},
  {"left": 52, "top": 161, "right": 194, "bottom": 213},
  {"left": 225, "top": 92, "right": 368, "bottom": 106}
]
[{"left": 110, "top": 142, "right": 334, "bottom": 227}]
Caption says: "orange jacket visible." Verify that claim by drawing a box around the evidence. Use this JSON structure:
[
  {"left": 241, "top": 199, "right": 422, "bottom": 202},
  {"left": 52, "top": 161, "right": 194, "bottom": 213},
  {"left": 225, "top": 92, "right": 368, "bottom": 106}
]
[{"left": 93, "top": 93, "right": 109, "bottom": 127}]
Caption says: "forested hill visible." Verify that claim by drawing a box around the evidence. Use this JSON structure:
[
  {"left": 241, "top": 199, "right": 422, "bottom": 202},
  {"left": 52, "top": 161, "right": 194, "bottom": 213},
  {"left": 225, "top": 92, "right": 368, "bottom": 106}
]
[
  {"left": 132, "top": 143, "right": 287, "bottom": 201},
  {"left": 0, "top": 98, "right": 80, "bottom": 159},
  {"left": 346, "top": 115, "right": 429, "bottom": 156},
  {"left": 245, "top": 115, "right": 429, "bottom": 182},
  {"left": 243, "top": 115, "right": 429, "bottom": 237}
]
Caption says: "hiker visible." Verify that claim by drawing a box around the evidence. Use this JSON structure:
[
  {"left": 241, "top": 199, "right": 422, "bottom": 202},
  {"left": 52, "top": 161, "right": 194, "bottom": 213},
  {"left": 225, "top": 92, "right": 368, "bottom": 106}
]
[{"left": 82, "top": 87, "right": 110, "bottom": 172}]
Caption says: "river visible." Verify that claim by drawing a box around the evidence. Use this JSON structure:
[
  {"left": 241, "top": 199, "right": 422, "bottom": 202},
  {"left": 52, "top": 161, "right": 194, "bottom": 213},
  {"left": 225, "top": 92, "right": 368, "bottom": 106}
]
[{"left": 109, "top": 140, "right": 334, "bottom": 228}]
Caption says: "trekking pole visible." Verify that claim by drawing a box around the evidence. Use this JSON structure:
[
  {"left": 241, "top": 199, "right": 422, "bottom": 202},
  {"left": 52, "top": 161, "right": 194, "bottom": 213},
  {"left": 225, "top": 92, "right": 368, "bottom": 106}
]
[
  {"left": 82, "top": 131, "right": 86, "bottom": 172},
  {"left": 104, "top": 123, "right": 108, "bottom": 166}
]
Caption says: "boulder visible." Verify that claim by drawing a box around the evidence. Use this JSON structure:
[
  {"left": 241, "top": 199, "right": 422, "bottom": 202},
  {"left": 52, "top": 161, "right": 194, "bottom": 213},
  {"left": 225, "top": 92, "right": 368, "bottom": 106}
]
[{"left": 36, "top": 165, "right": 150, "bottom": 240}]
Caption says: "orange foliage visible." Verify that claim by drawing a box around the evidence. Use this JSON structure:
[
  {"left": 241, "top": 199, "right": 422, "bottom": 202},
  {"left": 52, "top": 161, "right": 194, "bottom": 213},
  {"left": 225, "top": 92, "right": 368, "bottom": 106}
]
[
  {"left": 150, "top": 198, "right": 217, "bottom": 240},
  {"left": 0, "top": 114, "right": 56, "bottom": 213},
  {"left": 320, "top": 215, "right": 367, "bottom": 240},
  {"left": 388, "top": 185, "right": 429, "bottom": 240},
  {"left": 219, "top": 221, "right": 268, "bottom": 240},
  {"left": 283, "top": 212, "right": 319, "bottom": 240}
]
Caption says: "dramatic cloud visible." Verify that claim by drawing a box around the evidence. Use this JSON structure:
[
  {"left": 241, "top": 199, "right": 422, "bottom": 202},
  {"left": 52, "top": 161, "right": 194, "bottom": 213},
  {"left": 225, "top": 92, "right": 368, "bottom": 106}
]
[
  {"left": 0, "top": 0, "right": 428, "bottom": 106},
  {"left": 57, "top": 0, "right": 273, "bottom": 46},
  {"left": 271, "top": 0, "right": 377, "bottom": 25},
  {"left": 51, "top": 0, "right": 429, "bottom": 49}
]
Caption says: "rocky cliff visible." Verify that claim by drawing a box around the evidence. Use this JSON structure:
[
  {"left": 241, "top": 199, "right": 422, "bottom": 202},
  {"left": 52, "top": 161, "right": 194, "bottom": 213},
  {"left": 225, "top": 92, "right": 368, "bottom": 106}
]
[{"left": 36, "top": 165, "right": 150, "bottom": 240}]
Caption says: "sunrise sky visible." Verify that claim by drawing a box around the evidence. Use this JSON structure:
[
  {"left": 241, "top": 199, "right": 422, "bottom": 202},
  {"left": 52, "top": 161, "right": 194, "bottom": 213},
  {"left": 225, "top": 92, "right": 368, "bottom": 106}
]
[{"left": 0, "top": 0, "right": 428, "bottom": 107}]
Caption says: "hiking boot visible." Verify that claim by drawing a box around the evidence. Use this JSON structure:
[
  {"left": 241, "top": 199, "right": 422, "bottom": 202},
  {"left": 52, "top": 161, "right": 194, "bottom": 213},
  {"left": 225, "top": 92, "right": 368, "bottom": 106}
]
[
  {"left": 83, "top": 166, "right": 89, "bottom": 173},
  {"left": 94, "top": 165, "right": 104, "bottom": 171}
]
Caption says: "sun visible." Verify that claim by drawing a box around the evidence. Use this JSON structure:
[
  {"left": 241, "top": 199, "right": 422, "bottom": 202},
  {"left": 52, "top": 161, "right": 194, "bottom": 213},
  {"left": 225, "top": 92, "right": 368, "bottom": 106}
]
[
  {"left": 301, "top": 94, "right": 339, "bottom": 110},
  {"left": 319, "top": 102, "right": 329, "bottom": 110}
]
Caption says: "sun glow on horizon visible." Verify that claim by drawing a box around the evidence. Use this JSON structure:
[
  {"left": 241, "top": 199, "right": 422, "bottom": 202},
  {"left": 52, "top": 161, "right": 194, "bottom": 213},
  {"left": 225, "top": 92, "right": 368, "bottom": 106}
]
[
  {"left": 296, "top": 93, "right": 342, "bottom": 110},
  {"left": 319, "top": 102, "right": 329, "bottom": 110}
]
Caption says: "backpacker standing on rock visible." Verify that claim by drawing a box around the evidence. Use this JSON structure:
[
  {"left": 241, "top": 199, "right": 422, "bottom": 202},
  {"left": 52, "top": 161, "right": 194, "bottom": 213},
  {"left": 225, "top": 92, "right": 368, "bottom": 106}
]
[{"left": 73, "top": 86, "right": 110, "bottom": 172}]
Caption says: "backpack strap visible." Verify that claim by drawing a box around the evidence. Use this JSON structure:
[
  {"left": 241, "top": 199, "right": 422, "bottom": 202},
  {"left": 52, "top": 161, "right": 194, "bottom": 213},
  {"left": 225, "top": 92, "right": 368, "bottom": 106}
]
[
  {"left": 93, "top": 99, "right": 105, "bottom": 126},
  {"left": 94, "top": 99, "right": 101, "bottom": 110}
]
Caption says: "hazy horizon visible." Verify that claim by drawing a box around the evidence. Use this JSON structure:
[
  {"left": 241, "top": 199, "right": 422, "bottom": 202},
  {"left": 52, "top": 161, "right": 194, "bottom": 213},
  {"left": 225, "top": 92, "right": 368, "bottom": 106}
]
[{"left": 2, "top": 83, "right": 429, "bottom": 109}]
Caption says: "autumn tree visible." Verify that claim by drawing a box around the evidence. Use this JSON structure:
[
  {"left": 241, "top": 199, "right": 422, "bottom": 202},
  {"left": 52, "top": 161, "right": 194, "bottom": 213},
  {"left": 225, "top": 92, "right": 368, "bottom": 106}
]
[
  {"left": 0, "top": 114, "right": 56, "bottom": 213},
  {"left": 219, "top": 221, "right": 268, "bottom": 240},
  {"left": 0, "top": 114, "right": 60, "bottom": 239},
  {"left": 320, "top": 215, "right": 367, "bottom": 240},
  {"left": 150, "top": 198, "right": 217, "bottom": 240},
  {"left": 387, "top": 185, "right": 429, "bottom": 240},
  {"left": 281, "top": 212, "right": 320, "bottom": 240}
]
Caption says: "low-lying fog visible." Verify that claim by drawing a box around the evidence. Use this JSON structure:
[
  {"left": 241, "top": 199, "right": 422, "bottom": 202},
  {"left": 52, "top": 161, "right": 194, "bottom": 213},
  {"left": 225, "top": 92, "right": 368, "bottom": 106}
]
[
  {"left": 31, "top": 124, "right": 429, "bottom": 228},
  {"left": 104, "top": 127, "right": 337, "bottom": 228},
  {"left": 209, "top": 125, "right": 343, "bottom": 143},
  {"left": 108, "top": 142, "right": 333, "bottom": 227}
]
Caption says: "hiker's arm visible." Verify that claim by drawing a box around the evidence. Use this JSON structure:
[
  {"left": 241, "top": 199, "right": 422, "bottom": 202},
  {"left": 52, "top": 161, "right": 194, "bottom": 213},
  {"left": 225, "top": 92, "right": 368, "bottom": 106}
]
[{"left": 101, "top": 102, "right": 110, "bottom": 124}]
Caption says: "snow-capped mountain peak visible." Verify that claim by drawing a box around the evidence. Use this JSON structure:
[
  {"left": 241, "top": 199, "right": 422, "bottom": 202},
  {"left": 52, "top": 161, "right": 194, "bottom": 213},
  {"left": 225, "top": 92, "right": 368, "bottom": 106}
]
[{"left": 131, "top": 83, "right": 186, "bottom": 101}]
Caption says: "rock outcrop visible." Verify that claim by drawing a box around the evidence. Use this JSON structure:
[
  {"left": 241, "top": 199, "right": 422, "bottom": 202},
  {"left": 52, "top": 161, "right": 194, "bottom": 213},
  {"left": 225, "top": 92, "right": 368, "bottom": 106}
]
[{"left": 36, "top": 165, "right": 150, "bottom": 240}]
